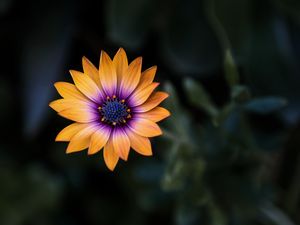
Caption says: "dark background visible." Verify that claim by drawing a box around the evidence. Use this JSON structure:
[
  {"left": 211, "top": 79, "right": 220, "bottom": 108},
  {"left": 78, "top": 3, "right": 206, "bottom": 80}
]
[{"left": 0, "top": 0, "right": 300, "bottom": 224}]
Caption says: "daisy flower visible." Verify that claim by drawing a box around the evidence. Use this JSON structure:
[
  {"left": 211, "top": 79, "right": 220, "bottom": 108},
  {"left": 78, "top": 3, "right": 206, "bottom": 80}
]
[{"left": 49, "top": 48, "right": 170, "bottom": 171}]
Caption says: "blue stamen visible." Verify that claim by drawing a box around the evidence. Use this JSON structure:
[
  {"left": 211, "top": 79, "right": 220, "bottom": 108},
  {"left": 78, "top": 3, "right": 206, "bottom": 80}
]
[{"left": 100, "top": 97, "right": 129, "bottom": 125}]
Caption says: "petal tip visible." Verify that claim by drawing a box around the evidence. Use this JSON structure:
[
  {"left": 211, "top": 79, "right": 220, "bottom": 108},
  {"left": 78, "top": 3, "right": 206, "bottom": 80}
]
[
  {"left": 136, "top": 56, "right": 143, "bottom": 64},
  {"left": 55, "top": 135, "right": 66, "bottom": 142},
  {"left": 165, "top": 109, "right": 171, "bottom": 117},
  {"left": 65, "top": 147, "right": 72, "bottom": 154},
  {"left": 100, "top": 50, "right": 110, "bottom": 59},
  {"left": 54, "top": 82, "right": 61, "bottom": 88},
  {"left": 117, "top": 47, "right": 126, "bottom": 53},
  {"left": 49, "top": 100, "right": 57, "bottom": 110},
  {"left": 82, "top": 56, "right": 89, "bottom": 65},
  {"left": 69, "top": 69, "right": 76, "bottom": 77},
  {"left": 107, "top": 166, "right": 116, "bottom": 171}
]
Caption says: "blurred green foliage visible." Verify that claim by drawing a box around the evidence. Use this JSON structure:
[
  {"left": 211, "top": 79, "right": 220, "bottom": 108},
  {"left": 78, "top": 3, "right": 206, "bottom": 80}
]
[{"left": 0, "top": 0, "right": 300, "bottom": 225}]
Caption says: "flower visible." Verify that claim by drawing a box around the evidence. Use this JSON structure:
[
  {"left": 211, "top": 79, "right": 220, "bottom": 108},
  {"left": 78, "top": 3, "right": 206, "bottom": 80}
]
[{"left": 49, "top": 48, "right": 170, "bottom": 171}]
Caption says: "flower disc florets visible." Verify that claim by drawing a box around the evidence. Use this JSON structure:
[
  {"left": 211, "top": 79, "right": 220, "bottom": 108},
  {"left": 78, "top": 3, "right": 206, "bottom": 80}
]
[{"left": 99, "top": 96, "right": 130, "bottom": 126}]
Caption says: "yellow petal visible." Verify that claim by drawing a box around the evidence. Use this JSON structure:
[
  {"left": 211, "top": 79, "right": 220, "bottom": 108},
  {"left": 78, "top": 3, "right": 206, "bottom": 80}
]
[
  {"left": 58, "top": 107, "right": 98, "bottom": 123},
  {"left": 129, "top": 118, "right": 162, "bottom": 137},
  {"left": 119, "top": 57, "right": 142, "bottom": 99},
  {"left": 129, "top": 82, "right": 159, "bottom": 107},
  {"left": 126, "top": 128, "right": 152, "bottom": 156},
  {"left": 49, "top": 99, "right": 93, "bottom": 112},
  {"left": 135, "top": 66, "right": 157, "bottom": 92},
  {"left": 113, "top": 48, "right": 128, "bottom": 88},
  {"left": 54, "top": 82, "right": 88, "bottom": 101},
  {"left": 88, "top": 125, "right": 111, "bottom": 155},
  {"left": 82, "top": 56, "right": 101, "bottom": 87},
  {"left": 136, "top": 107, "right": 170, "bottom": 122},
  {"left": 70, "top": 70, "right": 104, "bottom": 103},
  {"left": 55, "top": 123, "right": 89, "bottom": 141},
  {"left": 112, "top": 128, "right": 130, "bottom": 161},
  {"left": 49, "top": 99, "right": 69, "bottom": 112},
  {"left": 134, "top": 91, "right": 169, "bottom": 112},
  {"left": 99, "top": 50, "right": 117, "bottom": 97},
  {"left": 103, "top": 139, "right": 119, "bottom": 171},
  {"left": 66, "top": 124, "right": 97, "bottom": 153}
]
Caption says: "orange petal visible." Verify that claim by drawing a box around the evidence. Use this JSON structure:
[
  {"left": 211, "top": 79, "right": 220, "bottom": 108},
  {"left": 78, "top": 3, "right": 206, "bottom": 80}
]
[
  {"left": 119, "top": 57, "right": 142, "bottom": 99},
  {"left": 49, "top": 99, "right": 93, "bottom": 112},
  {"left": 126, "top": 128, "right": 152, "bottom": 156},
  {"left": 70, "top": 70, "right": 103, "bottom": 103},
  {"left": 129, "top": 118, "right": 162, "bottom": 137},
  {"left": 54, "top": 82, "right": 88, "bottom": 101},
  {"left": 113, "top": 48, "right": 128, "bottom": 88},
  {"left": 55, "top": 123, "right": 89, "bottom": 141},
  {"left": 112, "top": 128, "right": 130, "bottom": 161},
  {"left": 103, "top": 139, "right": 119, "bottom": 171},
  {"left": 136, "top": 107, "right": 170, "bottom": 122},
  {"left": 88, "top": 125, "right": 111, "bottom": 155},
  {"left": 129, "top": 82, "right": 159, "bottom": 107},
  {"left": 66, "top": 124, "right": 98, "bottom": 153},
  {"left": 99, "top": 50, "right": 117, "bottom": 97},
  {"left": 135, "top": 66, "right": 157, "bottom": 92},
  {"left": 134, "top": 91, "right": 169, "bottom": 112},
  {"left": 82, "top": 56, "right": 101, "bottom": 87},
  {"left": 58, "top": 107, "right": 98, "bottom": 123}
]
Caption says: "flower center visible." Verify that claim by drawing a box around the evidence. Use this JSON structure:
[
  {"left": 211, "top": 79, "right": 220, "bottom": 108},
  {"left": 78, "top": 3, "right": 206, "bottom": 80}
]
[{"left": 98, "top": 96, "right": 131, "bottom": 126}]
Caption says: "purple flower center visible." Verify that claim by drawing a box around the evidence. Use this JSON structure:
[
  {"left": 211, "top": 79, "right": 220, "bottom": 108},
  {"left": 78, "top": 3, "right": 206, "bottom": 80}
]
[{"left": 99, "top": 97, "right": 131, "bottom": 125}]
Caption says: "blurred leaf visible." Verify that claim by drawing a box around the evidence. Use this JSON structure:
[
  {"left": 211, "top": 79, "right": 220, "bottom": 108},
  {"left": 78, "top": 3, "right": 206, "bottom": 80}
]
[
  {"left": 243, "top": 97, "right": 287, "bottom": 114},
  {"left": 208, "top": 202, "right": 227, "bottom": 225},
  {"left": 224, "top": 49, "right": 239, "bottom": 87},
  {"left": 162, "top": 151, "right": 187, "bottom": 191},
  {"left": 260, "top": 203, "right": 295, "bottom": 225},
  {"left": 213, "top": 102, "right": 235, "bottom": 126},
  {"left": 21, "top": 3, "right": 75, "bottom": 137},
  {"left": 231, "top": 85, "right": 251, "bottom": 103},
  {"left": 163, "top": 0, "right": 222, "bottom": 75},
  {"left": 183, "top": 78, "right": 218, "bottom": 117},
  {"left": 106, "top": 0, "right": 154, "bottom": 49},
  {"left": 243, "top": 11, "right": 300, "bottom": 121}
]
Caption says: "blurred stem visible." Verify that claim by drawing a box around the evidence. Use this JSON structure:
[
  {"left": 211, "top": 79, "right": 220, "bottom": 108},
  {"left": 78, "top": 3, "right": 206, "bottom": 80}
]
[
  {"left": 162, "top": 128, "right": 195, "bottom": 149},
  {"left": 204, "top": 0, "right": 240, "bottom": 88},
  {"left": 204, "top": 0, "right": 230, "bottom": 53},
  {"left": 162, "top": 128, "right": 178, "bottom": 141}
]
